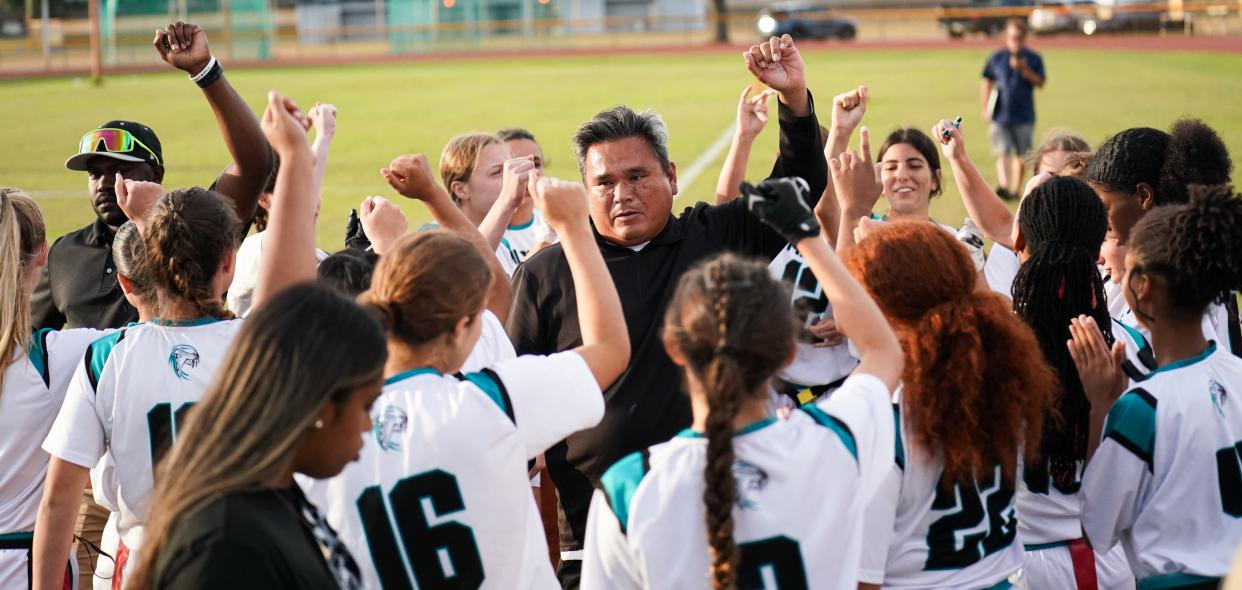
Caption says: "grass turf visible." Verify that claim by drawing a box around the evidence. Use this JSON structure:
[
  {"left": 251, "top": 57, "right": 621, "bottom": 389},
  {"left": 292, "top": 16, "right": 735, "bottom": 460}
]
[{"left": 6, "top": 46, "right": 1241, "bottom": 248}]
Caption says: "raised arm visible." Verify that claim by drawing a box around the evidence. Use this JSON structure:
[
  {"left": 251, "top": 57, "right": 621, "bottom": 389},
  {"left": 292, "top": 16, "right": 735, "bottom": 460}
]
[
  {"left": 308, "top": 102, "right": 337, "bottom": 194},
  {"left": 252, "top": 91, "right": 319, "bottom": 308},
  {"left": 829, "top": 129, "right": 883, "bottom": 254},
  {"left": 382, "top": 154, "right": 512, "bottom": 324},
  {"left": 715, "top": 85, "right": 774, "bottom": 204},
  {"left": 743, "top": 178, "right": 903, "bottom": 390},
  {"left": 932, "top": 119, "right": 1015, "bottom": 247},
  {"left": 154, "top": 21, "right": 273, "bottom": 223},
  {"left": 478, "top": 156, "right": 536, "bottom": 250},
  {"left": 528, "top": 173, "right": 630, "bottom": 389},
  {"left": 744, "top": 35, "right": 828, "bottom": 205},
  {"left": 816, "top": 85, "right": 869, "bottom": 248}
]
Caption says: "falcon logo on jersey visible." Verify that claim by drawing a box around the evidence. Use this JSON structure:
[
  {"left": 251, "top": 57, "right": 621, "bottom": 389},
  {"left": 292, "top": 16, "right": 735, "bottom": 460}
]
[
  {"left": 733, "top": 461, "right": 769, "bottom": 510},
  {"left": 168, "top": 344, "right": 200, "bottom": 380},
  {"left": 1211, "top": 380, "right": 1228, "bottom": 417},
  {"left": 373, "top": 405, "right": 408, "bottom": 452}
]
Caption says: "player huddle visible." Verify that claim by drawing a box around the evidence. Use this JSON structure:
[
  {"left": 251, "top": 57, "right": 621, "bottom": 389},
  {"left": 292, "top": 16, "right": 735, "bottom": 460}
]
[{"left": 2, "top": 27, "right": 1241, "bottom": 590}]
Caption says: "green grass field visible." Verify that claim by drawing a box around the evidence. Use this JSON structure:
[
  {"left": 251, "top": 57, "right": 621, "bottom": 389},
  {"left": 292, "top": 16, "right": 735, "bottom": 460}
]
[{"left": 5, "top": 46, "right": 1241, "bottom": 247}]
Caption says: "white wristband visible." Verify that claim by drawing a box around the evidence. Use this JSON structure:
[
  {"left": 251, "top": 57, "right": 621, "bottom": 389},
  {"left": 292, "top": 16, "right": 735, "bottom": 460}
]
[{"left": 190, "top": 56, "right": 218, "bottom": 83}]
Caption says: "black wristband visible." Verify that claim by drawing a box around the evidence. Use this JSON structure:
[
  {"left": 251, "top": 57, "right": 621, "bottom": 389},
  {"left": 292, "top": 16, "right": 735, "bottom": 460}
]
[{"left": 194, "top": 59, "right": 223, "bottom": 89}]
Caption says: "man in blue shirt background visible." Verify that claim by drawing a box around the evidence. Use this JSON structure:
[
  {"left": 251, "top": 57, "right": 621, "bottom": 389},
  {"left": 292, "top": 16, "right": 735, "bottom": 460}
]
[{"left": 982, "top": 18, "right": 1046, "bottom": 200}]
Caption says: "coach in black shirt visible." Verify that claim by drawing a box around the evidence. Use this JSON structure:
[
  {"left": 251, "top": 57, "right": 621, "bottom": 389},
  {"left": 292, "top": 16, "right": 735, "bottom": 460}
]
[
  {"left": 32, "top": 21, "right": 272, "bottom": 330},
  {"left": 506, "top": 35, "right": 827, "bottom": 587}
]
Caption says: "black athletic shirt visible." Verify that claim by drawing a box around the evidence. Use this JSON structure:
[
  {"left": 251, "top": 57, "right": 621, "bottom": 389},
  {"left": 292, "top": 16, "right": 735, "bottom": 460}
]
[
  {"left": 152, "top": 484, "right": 362, "bottom": 590},
  {"left": 506, "top": 92, "right": 827, "bottom": 555}
]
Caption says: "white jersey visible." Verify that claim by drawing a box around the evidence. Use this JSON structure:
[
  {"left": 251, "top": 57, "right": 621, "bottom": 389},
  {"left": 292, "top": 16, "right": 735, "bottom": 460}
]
[
  {"left": 317, "top": 351, "right": 602, "bottom": 589},
  {"left": 859, "top": 399, "right": 1022, "bottom": 589},
  {"left": 461, "top": 310, "right": 515, "bottom": 373},
  {"left": 768, "top": 244, "right": 858, "bottom": 393},
  {"left": 496, "top": 210, "right": 551, "bottom": 278},
  {"left": 42, "top": 318, "right": 245, "bottom": 549},
  {"left": 581, "top": 373, "right": 894, "bottom": 590},
  {"left": 1016, "top": 318, "right": 1155, "bottom": 549},
  {"left": 1113, "top": 295, "right": 1236, "bottom": 357},
  {"left": 1082, "top": 343, "right": 1242, "bottom": 586},
  {"left": 984, "top": 243, "right": 1020, "bottom": 299},
  {"left": 0, "top": 328, "right": 104, "bottom": 589},
  {"left": 227, "top": 230, "right": 328, "bottom": 317}
]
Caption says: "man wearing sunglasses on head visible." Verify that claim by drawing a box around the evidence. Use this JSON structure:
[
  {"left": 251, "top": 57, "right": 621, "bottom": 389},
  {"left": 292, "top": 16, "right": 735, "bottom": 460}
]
[{"left": 32, "top": 20, "right": 273, "bottom": 331}]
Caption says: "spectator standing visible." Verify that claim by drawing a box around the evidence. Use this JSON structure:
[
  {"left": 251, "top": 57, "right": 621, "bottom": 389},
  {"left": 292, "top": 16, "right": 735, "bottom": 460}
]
[{"left": 981, "top": 19, "right": 1045, "bottom": 201}]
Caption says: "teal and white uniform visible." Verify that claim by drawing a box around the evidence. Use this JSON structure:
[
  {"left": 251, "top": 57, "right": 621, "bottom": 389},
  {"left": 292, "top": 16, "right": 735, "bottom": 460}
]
[
  {"left": 860, "top": 394, "right": 1021, "bottom": 590},
  {"left": 0, "top": 327, "right": 106, "bottom": 589},
  {"left": 43, "top": 318, "right": 245, "bottom": 558},
  {"left": 581, "top": 373, "right": 894, "bottom": 590},
  {"left": 1082, "top": 343, "right": 1242, "bottom": 589},
  {"left": 315, "top": 351, "right": 602, "bottom": 589}
]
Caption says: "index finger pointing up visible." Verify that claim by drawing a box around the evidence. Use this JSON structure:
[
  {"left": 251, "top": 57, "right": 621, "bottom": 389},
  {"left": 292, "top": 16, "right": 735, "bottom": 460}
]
[{"left": 860, "top": 126, "right": 873, "bottom": 164}]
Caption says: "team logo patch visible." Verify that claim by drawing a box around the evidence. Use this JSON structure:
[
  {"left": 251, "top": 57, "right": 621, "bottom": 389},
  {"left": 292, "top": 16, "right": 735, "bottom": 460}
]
[
  {"left": 168, "top": 344, "right": 200, "bottom": 380},
  {"left": 373, "top": 405, "right": 408, "bottom": 452},
  {"left": 733, "top": 460, "right": 769, "bottom": 510},
  {"left": 1211, "top": 380, "right": 1228, "bottom": 417}
]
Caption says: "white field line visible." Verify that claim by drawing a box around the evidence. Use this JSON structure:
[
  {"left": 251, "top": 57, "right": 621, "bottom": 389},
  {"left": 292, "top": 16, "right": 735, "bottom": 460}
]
[{"left": 675, "top": 123, "right": 735, "bottom": 201}]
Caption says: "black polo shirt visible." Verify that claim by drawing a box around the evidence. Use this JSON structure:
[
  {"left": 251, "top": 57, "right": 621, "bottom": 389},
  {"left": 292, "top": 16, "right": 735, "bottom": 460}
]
[
  {"left": 31, "top": 218, "right": 137, "bottom": 330},
  {"left": 506, "top": 94, "right": 827, "bottom": 554}
]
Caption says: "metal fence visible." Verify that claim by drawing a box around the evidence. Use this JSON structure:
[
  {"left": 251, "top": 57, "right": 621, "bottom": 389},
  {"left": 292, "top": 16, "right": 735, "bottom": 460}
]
[{"left": 1, "top": 0, "right": 1238, "bottom": 76}]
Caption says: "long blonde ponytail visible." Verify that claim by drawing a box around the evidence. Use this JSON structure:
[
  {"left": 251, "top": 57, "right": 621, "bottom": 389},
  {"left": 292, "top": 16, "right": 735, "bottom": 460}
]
[{"left": 0, "top": 188, "right": 45, "bottom": 398}]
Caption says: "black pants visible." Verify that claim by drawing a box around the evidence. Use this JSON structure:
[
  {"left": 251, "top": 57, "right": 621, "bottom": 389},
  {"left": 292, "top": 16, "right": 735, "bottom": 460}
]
[{"left": 557, "top": 559, "right": 582, "bottom": 589}]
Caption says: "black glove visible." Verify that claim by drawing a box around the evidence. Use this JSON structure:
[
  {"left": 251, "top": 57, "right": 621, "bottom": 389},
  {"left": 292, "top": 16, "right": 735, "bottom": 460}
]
[
  {"left": 742, "top": 177, "right": 820, "bottom": 244},
  {"left": 344, "top": 208, "right": 372, "bottom": 251}
]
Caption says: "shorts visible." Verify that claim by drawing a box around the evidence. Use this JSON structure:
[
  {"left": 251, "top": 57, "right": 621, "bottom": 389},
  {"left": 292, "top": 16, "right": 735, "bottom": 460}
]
[
  {"left": 0, "top": 532, "right": 79, "bottom": 590},
  {"left": 990, "top": 122, "right": 1035, "bottom": 156},
  {"left": 1016, "top": 541, "right": 1134, "bottom": 590}
]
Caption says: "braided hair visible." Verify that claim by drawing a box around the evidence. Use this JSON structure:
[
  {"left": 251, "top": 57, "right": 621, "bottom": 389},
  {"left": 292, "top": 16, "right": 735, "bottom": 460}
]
[
  {"left": 1011, "top": 176, "right": 1111, "bottom": 486},
  {"left": 664, "top": 253, "right": 797, "bottom": 590},
  {"left": 1129, "top": 185, "right": 1242, "bottom": 317},
  {"left": 144, "top": 187, "right": 242, "bottom": 320},
  {"left": 1084, "top": 119, "right": 1232, "bottom": 207}
]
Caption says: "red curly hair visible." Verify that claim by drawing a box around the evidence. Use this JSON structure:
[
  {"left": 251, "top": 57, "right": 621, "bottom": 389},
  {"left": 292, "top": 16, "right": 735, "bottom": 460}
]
[{"left": 844, "top": 221, "right": 1058, "bottom": 484}]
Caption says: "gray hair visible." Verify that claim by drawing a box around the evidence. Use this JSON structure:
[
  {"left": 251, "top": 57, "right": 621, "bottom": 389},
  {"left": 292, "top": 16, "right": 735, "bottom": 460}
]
[{"left": 572, "top": 106, "right": 671, "bottom": 175}]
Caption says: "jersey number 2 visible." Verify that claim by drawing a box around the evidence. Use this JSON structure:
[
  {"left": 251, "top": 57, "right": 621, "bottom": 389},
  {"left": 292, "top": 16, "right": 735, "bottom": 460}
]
[
  {"left": 357, "top": 470, "right": 484, "bottom": 589},
  {"left": 1216, "top": 440, "right": 1242, "bottom": 517},
  {"left": 924, "top": 466, "right": 1016, "bottom": 570},
  {"left": 737, "top": 536, "right": 809, "bottom": 589}
]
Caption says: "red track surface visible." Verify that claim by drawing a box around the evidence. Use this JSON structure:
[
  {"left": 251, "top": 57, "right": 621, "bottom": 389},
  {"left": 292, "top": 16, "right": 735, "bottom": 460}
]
[{"left": 2, "top": 34, "right": 1237, "bottom": 81}]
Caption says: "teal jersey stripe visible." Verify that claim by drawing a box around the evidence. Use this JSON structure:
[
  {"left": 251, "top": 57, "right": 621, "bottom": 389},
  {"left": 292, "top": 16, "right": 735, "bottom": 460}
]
[
  {"left": 600, "top": 451, "right": 649, "bottom": 534},
  {"left": 384, "top": 367, "right": 440, "bottom": 386},
  {"left": 508, "top": 217, "right": 535, "bottom": 231},
  {"left": 462, "top": 370, "right": 511, "bottom": 420},
  {"left": 1142, "top": 342, "right": 1216, "bottom": 379},
  {"left": 893, "top": 405, "right": 905, "bottom": 470},
  {"left": 981, "top": 580, "right": 1013, "bottom": 590},
  {"left": 1023, "top": 540, "right": 1071, "bottom": 551},
  {"left": 0, "top": 532, "right": 33, "bottom": 541},
  {"left": 86, "top": 330, "right": 126, "bottom": 391},
  {"left": 800, "top": 405, "right": 858, "bottom": 461},
  {"left": 27, "top": 328, "right": 55, "bottom": 387},
  {"left": 675, "top": 417, "right": 777, "bottom": 439},
  {"left": 1137, "top": 573, "right": 1221, "bottom": 589},
  {"left": 1103, "top": 388, "right": 1157, "bottom": 469},
  {"left": 150, "top": 316, "right": 223, "bottom": 327}
]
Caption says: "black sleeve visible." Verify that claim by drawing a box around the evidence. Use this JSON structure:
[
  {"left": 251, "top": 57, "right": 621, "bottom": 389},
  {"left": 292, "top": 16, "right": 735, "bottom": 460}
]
[
  {"left": 30, "top": 246, "right": 65, "bottom": 330},
  {"left": 768, "top": 90, "right": 827, "bottom": 209},
  {"left": 506, "top": 257, "right": 551, "bottom": 356},
  {"left": 155, "top": 535, "right": 285, "bottom": 590},
  {"left": 700, "top": 91, "right": 826, "bottom": 261}
]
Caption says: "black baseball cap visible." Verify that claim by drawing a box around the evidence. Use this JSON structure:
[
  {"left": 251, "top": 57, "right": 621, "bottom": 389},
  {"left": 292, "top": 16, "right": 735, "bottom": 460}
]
[{"left": 65, "top": 120, "right": 164, "bottom": 171}]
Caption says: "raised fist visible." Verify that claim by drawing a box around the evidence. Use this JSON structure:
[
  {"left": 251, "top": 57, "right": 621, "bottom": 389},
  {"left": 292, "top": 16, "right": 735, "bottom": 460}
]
[
  {"left": 382, "top": 154, "right": 441, "bottom": 201},
  {"left": 742, "top": 177, "right": 819, "bottom": 244},
  {"left": 526, "top": 172, "right": 588, "bottom": 232},
  {"left": 115, "top": 173, "right": 163, "bottom": 227},
  {"left": 153, "top": 21, "right": 212, "bottom": 75},
  {"left": 260, "top": 91, "right": 312, "bottom": 160}
]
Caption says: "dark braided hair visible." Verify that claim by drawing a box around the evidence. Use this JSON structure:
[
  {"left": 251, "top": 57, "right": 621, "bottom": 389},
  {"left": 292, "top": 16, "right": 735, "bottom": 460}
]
[
  {"left": 1084, "top": 120, "right": 1232, "bottom": 208},
  {"left": 1129, "top": 185, "right": 1242, "bottom": 317},
  {"left": 144, "top": 187, "right": 242, "bottom": 321},
  {"left": 664, "top": 253, "right": 796, "bottom": 590},
  {"left": 1011, "top": 176, "right": 1111, "bottom": 487}
]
